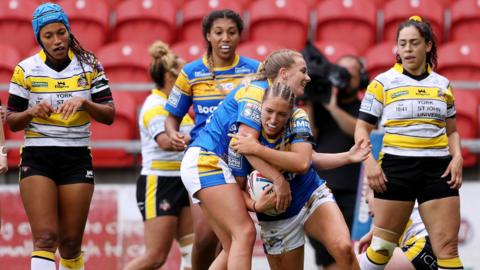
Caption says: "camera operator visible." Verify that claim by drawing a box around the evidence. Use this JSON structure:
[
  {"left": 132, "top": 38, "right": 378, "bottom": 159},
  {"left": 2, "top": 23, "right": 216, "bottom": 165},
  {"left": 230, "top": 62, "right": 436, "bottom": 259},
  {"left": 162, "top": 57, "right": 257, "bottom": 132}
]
[{"left": 304, "top": 53, "right": 369, "bottom": 270}]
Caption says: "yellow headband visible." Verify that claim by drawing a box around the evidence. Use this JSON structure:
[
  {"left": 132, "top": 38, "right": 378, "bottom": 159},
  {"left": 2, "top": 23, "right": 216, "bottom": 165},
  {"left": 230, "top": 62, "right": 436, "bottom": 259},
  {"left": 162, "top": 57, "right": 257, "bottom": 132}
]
[{"left": 409, "top": 15, "right": 423, "bottom": 22}]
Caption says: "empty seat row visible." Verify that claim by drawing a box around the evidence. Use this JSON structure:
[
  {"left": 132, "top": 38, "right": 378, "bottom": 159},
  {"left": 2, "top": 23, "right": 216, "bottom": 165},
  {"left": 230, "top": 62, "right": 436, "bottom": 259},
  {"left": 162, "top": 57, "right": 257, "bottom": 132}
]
[
  {"left": 2, "top": 0, "right": 480, "bottom": 56},
  {"left": 2, "top": 40, "right": 480, "bottom": 86}
]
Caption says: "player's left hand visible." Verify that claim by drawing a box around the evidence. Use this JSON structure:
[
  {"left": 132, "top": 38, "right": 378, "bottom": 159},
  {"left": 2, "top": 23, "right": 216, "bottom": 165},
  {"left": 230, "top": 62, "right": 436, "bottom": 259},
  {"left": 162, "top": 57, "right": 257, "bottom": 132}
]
[
  {"left": 56, "top": 96, "right": 85, "bottom": 120},
  {"left": 442, "top": 155, "right": 463, "bottom": 189},
  {"left": 228, "top": 133, "right": 260, "bottom": 155}
]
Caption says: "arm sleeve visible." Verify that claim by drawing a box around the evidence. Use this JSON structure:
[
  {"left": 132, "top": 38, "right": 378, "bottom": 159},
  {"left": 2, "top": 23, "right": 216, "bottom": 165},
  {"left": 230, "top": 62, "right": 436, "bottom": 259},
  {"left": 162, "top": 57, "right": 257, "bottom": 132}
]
[
  {"left": 358, "top": 79, "right": 385, "bottom": 126},
  {"left": 165, "top": 70, "right": 193, "bottom": 118}
]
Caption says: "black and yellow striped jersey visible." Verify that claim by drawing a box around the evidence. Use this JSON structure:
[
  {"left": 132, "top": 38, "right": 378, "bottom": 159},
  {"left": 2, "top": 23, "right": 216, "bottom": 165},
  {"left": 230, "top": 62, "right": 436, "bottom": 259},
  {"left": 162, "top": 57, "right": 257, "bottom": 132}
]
[
  {"left": 9, "top": 49, "right": 113, "bottom": 147},
  {"left": 359, "top": 63, "right": 455, "bottom": 157}
]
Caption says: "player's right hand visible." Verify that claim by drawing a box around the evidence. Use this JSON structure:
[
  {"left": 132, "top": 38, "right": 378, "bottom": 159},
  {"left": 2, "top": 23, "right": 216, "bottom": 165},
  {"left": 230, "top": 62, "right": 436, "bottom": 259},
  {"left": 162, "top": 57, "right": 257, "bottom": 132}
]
[
  {"left": 365, "top": 157, "right": 387, "bottom": 193},
  {"left": 28, "top": 101, "right": 54, "bottom": 119}
]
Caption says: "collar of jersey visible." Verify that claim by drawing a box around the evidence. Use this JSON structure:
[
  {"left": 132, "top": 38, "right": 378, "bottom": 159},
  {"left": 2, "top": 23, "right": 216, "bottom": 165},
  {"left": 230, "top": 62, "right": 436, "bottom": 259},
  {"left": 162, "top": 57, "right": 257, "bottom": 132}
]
[
  {"left": 393, "top": 63, "right": 432, "bottom": 75},
  {"left": 152, "top": 88, "right": 167, "bottom": 99},
  {"left": 202, "top": 54, "right": 240, "bottom": 71},
  {"left": 39, "top": 48, "right": 74, "bottom": 63}
]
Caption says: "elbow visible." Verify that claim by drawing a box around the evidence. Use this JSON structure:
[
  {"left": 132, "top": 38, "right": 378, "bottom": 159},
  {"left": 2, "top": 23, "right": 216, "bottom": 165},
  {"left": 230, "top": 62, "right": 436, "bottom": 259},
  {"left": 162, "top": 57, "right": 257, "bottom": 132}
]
[{"left": 294, "top": 160, "right": 310, "bottom": 174}]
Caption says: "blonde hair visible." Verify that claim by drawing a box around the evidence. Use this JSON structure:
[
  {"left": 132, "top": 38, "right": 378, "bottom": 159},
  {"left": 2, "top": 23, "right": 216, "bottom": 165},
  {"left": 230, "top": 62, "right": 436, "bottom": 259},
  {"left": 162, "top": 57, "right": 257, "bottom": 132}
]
[
  {"left": 243, "top": 49, "right": 303, "bottom": 86},
  {"left": 148, "top": 40, "right": 181, "bottom": 88}
]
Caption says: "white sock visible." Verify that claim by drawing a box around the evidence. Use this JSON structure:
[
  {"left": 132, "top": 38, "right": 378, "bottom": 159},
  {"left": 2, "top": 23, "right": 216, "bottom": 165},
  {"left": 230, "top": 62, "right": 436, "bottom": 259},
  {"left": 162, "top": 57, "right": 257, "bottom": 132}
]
[
  {"left": 31, "top": 250, "right": 56, "bottom": 270},
  {"left": 359, "top": 252, "right": 387, "bottom": 270}
]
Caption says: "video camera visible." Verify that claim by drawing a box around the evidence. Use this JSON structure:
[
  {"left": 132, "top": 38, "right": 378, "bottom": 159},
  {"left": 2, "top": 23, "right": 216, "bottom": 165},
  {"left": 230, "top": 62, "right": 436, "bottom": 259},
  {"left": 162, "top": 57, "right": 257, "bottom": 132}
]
[{"left": 300, "top": 42, "right": 351, "bottom": 104}]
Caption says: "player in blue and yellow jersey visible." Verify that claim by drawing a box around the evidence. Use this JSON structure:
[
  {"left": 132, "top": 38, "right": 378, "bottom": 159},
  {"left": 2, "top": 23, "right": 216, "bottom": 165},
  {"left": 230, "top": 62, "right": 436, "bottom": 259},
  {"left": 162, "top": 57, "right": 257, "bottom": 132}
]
[
  {"left": 229, "top": 84, "right": 369, "bottom": 270},
  {"left": 124, "top": 41, "right": 194, "bottom": 270},
  {"left": 180, "top": 49, "right": 310, "bottom": 269},
  {"left": 164, "top": 9, "right": 259, "bottom": 269},
  {"left": 355, "top": 16, "right": 464, "bottom": 270},
  {"left": 6, "top": 3, "right": 115, "bottom": 270}
]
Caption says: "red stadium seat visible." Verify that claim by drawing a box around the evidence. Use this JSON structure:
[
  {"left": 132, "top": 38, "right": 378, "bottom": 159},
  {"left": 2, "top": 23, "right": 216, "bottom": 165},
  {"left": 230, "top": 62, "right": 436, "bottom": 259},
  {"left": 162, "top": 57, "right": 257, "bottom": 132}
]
[
  {"left": 171, "top": 41, "right": 206, "bottom": 62},
  {"left": 237, "top": 41, "right": 284, "bottom": 61},
  {"left": 0, "top": 44, "right": 21, "bottom": 84},
  {"left": 364, "top": 41, "right": 397, "bottom": 79},
  {"left": 248, "top": 0, "right": 309, "bottom": 50},
  {"left": 382, "top": 0, "right": 445, "bottom": 42},
  {"left": 90, "top": 91, "right": 138, "bottom": 168},
  {"left": 97, "top": 42, "right": 151, "bottom": 83},
  {"left": 57, "top": 0, "right": 109, "bottom": 53},
  {"left": 450, "top": 0, "right": 480, "bottom": 42},
  {"left": 453, "top": 89, "right": 479, "bottom": 167},
  {"left": 0, "top": 0, "right": 38, "bottom": 56},
  {"left": 97, "top": 42, "right": 151, "bottom": 105},
  {"left": 114, "top": 0, "right": 176, "bottom": 45},
  {"left": 437, "top": 41, "right": 480, "bottom": 81},
  {"left": 179, "top": 0, "right": 243, "bottom": 42},
  {"left": 313, "top": 41, "right": 359, "bottom": 63},
  {"left": 315, "top": 0, "right": 376, "bottom": 55}
]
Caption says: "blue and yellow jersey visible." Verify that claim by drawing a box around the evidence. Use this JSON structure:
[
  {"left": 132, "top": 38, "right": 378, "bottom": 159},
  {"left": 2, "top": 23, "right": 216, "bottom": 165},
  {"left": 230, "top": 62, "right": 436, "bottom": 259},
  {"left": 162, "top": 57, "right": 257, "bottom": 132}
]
[
  {"left": 229, "top": 108, "right": 322, "bottom": 222},
  {"left": 165, "top": 54, "right": 260, "bottom": 141},
  {"left": 359, "top": 63, "right": 455, "bottom": 157},
  {"left": 190, "top": 79, "right": 268, "bottom": 158},
  {"left": 8, "top": 49, "right": 112, "bottom": 147},
  {"left": 139, "top": 89, "right": 194, "bottom": 176}
]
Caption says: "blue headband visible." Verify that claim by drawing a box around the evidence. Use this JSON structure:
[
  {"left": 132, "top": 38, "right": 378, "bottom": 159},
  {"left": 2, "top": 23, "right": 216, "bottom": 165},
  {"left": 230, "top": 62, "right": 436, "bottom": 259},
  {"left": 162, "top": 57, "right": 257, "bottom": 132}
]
[{"left": 32, "top": 3, "right": 70, "bottom": 44}]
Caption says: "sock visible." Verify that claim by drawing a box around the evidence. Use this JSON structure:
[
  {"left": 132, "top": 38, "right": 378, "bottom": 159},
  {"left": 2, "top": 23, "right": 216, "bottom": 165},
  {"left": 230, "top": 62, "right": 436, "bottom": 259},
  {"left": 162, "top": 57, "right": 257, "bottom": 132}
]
[
  {"left": 359, "top": 247, "right": 390, "bottom": 270},
  {"left": 59, "top": 253, "right": 84, "bottom": 270},
  {"left": 438, "top": 257, "right": 463, "bottom": 270},
  {"left": 31, "top": 250, "right": 56, "bottom": 270}
]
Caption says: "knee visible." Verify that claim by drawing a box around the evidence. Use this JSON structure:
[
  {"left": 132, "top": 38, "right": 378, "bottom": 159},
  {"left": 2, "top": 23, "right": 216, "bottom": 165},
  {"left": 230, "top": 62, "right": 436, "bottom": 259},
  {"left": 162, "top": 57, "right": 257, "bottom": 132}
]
[
  {"left": 194, "top": 229, "right": 218, "bottom": 249},
  {"left": 330, "top": 239, "right": 354, "bottom": 260},
  {"left": 33, "top": 231, "right": 58, "bottom": 251},
  {"left": 144, "top": 251, "right": 168, "bottom": 269},
  {"left": 59, "top": 237, "right": 83, "bottom": 259},
  {"left": 433, "top": 233, "right": 460, "bottom": 257},
  {"left": 235, "top": 222, "right": 256, "bottom": 247}
]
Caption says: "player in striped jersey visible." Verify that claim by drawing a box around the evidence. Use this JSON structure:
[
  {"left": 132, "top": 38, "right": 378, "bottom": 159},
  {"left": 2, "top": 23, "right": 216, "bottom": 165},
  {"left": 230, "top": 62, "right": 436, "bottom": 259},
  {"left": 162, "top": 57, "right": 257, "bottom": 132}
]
[
  {"left": 6, "top": 3, "right": 115, "bottom": 270},
  {"left": 124, "top": 41, "right": 194, "bottom": 270},
  {"left": 358, "top": 189, "right": 437, "bottom": 270},
  {"left": 355, "top": 16, "right": 463, "bottom": 270},
  {"left": 228, "top": 84, "right": 370, "bottom": 270},
  {"left": 164, "top": 10, "right": 259, "bottom": 269}
]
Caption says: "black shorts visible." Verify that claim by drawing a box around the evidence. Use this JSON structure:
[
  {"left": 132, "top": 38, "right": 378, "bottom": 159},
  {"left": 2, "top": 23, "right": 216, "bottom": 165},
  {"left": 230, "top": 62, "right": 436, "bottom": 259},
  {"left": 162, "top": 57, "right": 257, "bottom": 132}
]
[
  {"left": 376, "top": 154, "right": 459, "bottom": 204},
  {"left": 136, "top": 175, "right": 190, "bottom": 221},
  {"left": 19, "top": 146, "right": 94, "bottom": 185},
  {"left": 402, "top": 236, "right": 437, "bottom": 270}
]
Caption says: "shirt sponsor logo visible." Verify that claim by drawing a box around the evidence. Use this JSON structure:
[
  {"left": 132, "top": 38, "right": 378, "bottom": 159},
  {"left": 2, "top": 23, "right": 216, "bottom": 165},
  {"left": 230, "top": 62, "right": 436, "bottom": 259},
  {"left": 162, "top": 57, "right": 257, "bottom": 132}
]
[
  {"left": 361, "top": 93, "right": 374, "bottom": 111},
  {"left": 167, "top": 89, "right": 181, "bottom": 107},
  {"left": 390, "top": 90, "right": 408, "bottom": 99},
  {"left": 32, "top": 81, "right": 48, "bottom": 88},
  {"left": 197, "top": 105, "right": 217, "bottom": 114},
  {"left": 194, "top": 70, "right": 211, "bottom": 77},
  {"left": 55, "top": 81, "right": 67, "bottom": 89},
  {"left": 235, "top": 66, "right": 253, "bottom": 74},
  {"left": 242, "top": 102, "right": 261, "bottom": 124}
]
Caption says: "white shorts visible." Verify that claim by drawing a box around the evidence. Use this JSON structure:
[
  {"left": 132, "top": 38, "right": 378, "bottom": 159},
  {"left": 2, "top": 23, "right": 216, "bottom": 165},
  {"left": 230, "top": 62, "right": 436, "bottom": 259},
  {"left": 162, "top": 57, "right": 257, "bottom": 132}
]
[
  {"left": 180, "top": 147, "right": 236, "bottom": 204},
  {"left": 259, "top": 184, "right": 335, "bottom": 255}
]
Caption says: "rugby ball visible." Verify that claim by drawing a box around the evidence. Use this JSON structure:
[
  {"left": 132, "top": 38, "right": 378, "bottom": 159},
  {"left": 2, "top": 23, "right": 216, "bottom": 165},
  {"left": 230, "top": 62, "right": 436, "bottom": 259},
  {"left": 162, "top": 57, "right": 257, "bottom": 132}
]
[{"left": 247, "top": 170, "right": 278, "bottom": 216}]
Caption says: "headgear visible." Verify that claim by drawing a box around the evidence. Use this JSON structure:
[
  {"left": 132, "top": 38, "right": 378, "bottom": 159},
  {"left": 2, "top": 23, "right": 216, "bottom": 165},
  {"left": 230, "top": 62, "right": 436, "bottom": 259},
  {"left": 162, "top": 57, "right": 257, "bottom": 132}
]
[{"left": 32, "top": 3, "right": 70, "bottom": 44}]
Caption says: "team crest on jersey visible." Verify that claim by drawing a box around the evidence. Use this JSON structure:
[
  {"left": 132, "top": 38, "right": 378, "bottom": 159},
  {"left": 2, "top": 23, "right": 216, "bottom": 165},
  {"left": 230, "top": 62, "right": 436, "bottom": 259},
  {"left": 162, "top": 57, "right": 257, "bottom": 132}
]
[
  {"left": 77, "top": 76, "right": 88, "bottom": 87},
  {"left": 242, "top": 102, "right": 261, "bottom": 124}
]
